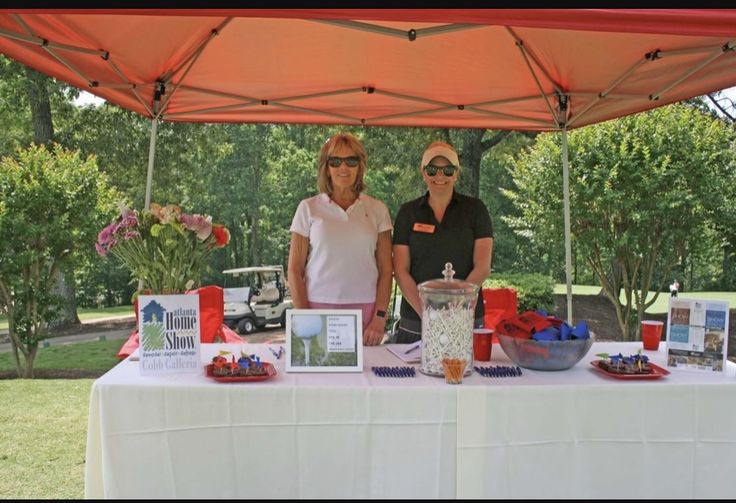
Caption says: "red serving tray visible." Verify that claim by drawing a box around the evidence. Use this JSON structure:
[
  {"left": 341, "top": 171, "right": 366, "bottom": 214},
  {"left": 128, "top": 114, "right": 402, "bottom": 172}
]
[
  {"left": 590, "top": 360, "right": 670, "bottom": 380},
  {"left": 205, "top": 362, "right": 277, "bottom": 383}
]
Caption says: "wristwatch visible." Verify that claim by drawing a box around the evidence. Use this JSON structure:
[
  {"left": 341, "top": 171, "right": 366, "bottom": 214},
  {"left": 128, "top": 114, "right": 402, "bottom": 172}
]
[{"left": 376, "top": 310, "right": 386, "bottom": 319}]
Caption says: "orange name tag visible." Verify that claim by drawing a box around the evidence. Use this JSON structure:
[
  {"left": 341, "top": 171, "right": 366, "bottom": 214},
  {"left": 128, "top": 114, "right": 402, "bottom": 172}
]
[{"left": 413, "top": 223, "right": 435, "bottom": 233}]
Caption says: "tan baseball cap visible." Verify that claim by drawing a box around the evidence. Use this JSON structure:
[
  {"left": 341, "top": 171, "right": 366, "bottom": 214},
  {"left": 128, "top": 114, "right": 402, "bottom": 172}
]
[{"left": 421, "top": 141, "right": 460, "bottom": 168}]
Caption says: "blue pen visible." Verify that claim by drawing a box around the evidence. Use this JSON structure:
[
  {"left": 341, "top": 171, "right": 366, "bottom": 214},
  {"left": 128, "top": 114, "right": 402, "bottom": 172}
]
[
  {"left": 404, "top": 343, "right": 421, "bottom": 355},
  {"left": 268, "top": 346, "right": 279, "bottom": 359}
]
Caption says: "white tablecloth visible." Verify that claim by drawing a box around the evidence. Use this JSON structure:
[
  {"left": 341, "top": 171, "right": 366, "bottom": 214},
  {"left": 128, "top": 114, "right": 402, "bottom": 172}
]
[{"left": 85, "top": 342, "right": 736, "bottom": 499}]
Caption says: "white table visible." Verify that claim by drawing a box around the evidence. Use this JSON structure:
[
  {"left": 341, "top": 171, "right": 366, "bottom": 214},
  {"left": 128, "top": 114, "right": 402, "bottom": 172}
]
[{"left": 85, "top": 342, "right": 736, "bottom": 499}]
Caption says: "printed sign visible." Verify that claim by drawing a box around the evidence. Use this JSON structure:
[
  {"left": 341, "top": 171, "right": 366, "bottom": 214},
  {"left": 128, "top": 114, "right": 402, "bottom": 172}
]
[
  {"left": 137, "top": 294, "right": 201, "bottom": 375},
  {"left": 285, "top": 309, "right": 363, "bottom": 372},
  {"left": 665, "top": 297, "right": 729, "bottom": 373}
]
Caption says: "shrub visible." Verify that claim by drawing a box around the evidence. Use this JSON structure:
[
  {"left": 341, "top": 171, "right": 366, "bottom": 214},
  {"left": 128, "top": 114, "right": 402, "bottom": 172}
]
[{"left": 484, "top": 273, "right": 556, "bottom": 313}]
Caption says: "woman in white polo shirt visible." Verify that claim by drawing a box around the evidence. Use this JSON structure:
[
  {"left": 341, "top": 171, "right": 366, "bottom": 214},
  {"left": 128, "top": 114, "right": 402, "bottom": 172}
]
[{"left": 288, "top": 133, "right": 393, "bottom": 346}]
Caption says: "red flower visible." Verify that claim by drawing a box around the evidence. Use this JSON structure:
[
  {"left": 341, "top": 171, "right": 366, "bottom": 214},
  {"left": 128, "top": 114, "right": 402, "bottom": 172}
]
[{"left": 212, "top": 225, "right": 231, "bottom": 248}]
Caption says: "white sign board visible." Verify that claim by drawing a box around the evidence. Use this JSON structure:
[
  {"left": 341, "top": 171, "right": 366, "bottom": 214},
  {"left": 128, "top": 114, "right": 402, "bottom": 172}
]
[{"left": 137, "top": 294, "right": 201, "bottom": 375}]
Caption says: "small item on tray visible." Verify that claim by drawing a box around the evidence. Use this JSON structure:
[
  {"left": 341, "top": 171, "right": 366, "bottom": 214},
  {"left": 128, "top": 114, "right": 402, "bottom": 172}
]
[
  {"left": 596, "top": 352, "right": 652, "bottom": 375},
  {"left": 210, "top": 352, "right": 268, "bottom": 377}
]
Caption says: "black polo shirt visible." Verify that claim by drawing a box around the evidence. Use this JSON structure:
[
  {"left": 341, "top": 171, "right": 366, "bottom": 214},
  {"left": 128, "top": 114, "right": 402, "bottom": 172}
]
[{"left": 392, "top": 190, "right": 494, "bottom": 322}]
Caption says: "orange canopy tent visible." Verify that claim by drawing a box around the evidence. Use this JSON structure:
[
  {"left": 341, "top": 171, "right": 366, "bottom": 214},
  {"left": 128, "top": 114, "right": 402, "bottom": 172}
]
[{"left": 2, "top": 9, "right": 735, "bottom": 321}]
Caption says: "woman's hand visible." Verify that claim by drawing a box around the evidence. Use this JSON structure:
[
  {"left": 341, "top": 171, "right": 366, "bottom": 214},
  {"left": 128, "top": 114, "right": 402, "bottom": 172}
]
[{"left": 363, "top": 316, "right": 386, "bottom": 346}]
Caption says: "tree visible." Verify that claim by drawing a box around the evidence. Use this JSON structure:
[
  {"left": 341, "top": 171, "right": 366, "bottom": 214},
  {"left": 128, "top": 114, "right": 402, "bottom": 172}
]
[
  {"left": 505, "top": 104, "right": 735, "bottom": 340},
  {"left": 0, "top": 144, "right": 117, "bottom": 377}
]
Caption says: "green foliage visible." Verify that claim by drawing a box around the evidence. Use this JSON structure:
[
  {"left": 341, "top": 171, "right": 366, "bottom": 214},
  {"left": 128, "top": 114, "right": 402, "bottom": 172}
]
[
  {"left": 0, "top": 144, "right": 118, "bottom": 377},
  {"left": 505, "top": 104, "right": 736, "bottom": 339},
  {"left": 484, "top": 273, "right": 556, "bottom": 313}
]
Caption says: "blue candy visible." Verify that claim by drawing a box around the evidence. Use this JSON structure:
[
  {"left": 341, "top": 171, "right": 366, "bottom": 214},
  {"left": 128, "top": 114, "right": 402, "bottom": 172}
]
[{"left": 571, "top": 320, "right": 590, "bottom": 340}]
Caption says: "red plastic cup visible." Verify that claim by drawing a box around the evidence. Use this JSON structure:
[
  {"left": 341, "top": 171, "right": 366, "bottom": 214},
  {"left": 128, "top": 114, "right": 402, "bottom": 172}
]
[
  {"left": 641, "top": 321, "right": 664, "bottom": 350},
  {"left": 473, "top": 328, "right": 493, "bottom": 361}
]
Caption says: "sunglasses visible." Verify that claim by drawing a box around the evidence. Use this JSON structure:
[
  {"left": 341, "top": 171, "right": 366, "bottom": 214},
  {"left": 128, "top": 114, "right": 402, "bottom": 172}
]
[
  {"left": 327, "top": 156, "right": 360, "bottom": 168},
  {"left": 424, "top": 164, "right": 457, "bottom": 177}
]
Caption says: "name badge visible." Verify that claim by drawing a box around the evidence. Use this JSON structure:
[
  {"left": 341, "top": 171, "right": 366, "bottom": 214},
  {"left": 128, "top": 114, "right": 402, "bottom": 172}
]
[{"left": 413, "top": 223, "right": 435, "bottom": 233}]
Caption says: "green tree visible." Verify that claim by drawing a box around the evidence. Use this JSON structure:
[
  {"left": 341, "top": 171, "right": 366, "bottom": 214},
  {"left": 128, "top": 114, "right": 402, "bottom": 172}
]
[
  {"left": 0, "top": 144, "right": 118, "bottom": 377},
  {"left": 505, "top": 104, "right": 735, "bottom": 340}
]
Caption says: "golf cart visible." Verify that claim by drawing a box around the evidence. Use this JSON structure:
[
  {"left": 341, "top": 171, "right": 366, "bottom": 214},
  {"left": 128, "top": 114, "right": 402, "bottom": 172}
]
[{"left": 222, "top": 266, "right": 293, "bottom": 334}]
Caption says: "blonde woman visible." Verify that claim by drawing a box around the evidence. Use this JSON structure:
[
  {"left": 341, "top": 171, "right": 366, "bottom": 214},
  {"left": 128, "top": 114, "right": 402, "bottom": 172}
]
[{"left": 288, "top": 133, "right": 393, "bottom": 346}]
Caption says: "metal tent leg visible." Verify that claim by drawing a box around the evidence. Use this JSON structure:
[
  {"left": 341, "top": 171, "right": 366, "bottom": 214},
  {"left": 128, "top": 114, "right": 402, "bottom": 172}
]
[
  {"left": 561, "top": 128, "right": 573, "bottom": 324},
  {"left": 144, "top": 117, "right": 158, "bottom": 210}
]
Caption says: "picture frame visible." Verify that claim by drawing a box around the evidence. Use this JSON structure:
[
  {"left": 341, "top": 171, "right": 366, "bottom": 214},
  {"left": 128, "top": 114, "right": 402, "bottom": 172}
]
[
  {"left": 665, "top": 297, "right": 729, "bottom": 373},
  {"left": 285, "top": 309, "right": 363, "bottom": 372}
]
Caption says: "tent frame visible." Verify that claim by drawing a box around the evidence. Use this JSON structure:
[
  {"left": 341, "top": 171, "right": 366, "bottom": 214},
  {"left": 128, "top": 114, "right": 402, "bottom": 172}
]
[{"left": 3, "top": 12, "right": 735, "bottom": 323}]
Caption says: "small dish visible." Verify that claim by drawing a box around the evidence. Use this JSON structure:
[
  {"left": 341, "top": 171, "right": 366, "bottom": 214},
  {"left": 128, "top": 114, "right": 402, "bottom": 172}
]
[
  {"left": 204, "top": 362, "right": 277, "bottom": 382},
  {"left": 590, "top": 360, "right": 670, "bottom": 380}
]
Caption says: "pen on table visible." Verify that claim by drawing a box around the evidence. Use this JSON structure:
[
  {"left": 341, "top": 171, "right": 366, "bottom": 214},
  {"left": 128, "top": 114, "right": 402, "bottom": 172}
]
[
  {"left": 404, "top": 343, "right": 421, "bottom": 355},
  {"left": 268, "top": 346, "right": 280, "bottom": 359}
]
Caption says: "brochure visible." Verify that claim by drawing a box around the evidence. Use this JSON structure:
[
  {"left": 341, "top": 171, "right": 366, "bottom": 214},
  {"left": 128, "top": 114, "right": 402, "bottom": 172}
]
[{"left": 665, "top": 297, "right": 729, "bottom": 373}]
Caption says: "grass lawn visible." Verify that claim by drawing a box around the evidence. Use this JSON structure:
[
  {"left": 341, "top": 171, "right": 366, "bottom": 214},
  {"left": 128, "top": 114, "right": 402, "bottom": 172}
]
[
  {"left": 0, "top": 339, "right": 124, "bottom": 374},
  {"left": 0, "top": 339, "right": 123, "bottom": 498},
  {"left": 0, "top": 379, "right": 95, "bottom": 499},
  {"left": 554, "top": 285, "right": 736, "bottom": 314},
  {"left": 0, "top": 305, "right": 133, "bottom": 331}
]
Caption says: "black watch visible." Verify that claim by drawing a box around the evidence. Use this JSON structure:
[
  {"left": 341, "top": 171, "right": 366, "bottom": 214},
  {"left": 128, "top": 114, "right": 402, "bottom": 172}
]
[{"left": 376, "top": 310, "right": 386, "bottom": 318}]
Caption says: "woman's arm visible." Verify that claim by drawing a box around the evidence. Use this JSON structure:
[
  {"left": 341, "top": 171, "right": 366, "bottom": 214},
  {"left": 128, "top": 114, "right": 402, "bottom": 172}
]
[
  {"left": 364, "top": 230, "right": 393, "bottom": 345},
  {"left": 465, "top": 237, "right": 493, "bottom": 286},
  {"left": 287, "top": 232, "right": 310, "bottom": 308},
  {"left": 392, "top": 244, "right": 422, "bottom": 317}
]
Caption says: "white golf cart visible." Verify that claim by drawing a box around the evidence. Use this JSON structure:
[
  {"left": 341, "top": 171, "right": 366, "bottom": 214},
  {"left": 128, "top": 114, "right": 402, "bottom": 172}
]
[{"left": 222, "top": 266, "right": 293, "bottom": 334}]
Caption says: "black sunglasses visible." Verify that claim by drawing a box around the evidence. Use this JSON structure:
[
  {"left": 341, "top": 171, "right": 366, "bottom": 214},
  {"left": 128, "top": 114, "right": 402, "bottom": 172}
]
[
  {"left": 327, "top": 156, "right": 360, "bottom": 168},
  {"left": 424, "top": 164, "right": 457, "bottom": 177}
]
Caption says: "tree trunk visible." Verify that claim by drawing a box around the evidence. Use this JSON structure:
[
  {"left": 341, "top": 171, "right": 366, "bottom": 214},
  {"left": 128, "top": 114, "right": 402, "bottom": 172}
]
[
  {"left": 453, "top": 129, "right": 510, "bottom": 199},
  {"left": 24, "top": 66, "right": 54, "bottom": 146},
  {"left": 722, "top": 241, "right": 736, "bottom": 290},
  {"left": 25, "top": 66, "right": 80, "bottom": 327},
  {"left": 459, "top": 129, "right": 485, "bottom": 199},
  {"left": 250, "top": 212, "right": 260, "bottom": 265}
]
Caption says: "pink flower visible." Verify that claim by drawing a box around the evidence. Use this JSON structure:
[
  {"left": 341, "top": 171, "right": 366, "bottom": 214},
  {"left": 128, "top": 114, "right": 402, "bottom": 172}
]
[{"left": 180, "top": 213, "right": 213, "bottom": 241}]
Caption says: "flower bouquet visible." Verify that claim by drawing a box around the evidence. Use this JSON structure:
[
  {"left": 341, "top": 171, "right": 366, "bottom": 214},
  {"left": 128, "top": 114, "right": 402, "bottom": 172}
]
[{"left": 96, "top": 203, "right": 230, "bottom": 293}]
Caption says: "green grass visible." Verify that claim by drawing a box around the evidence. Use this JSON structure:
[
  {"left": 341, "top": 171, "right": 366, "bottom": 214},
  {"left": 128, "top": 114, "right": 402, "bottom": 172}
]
[
  {"left": 0, "top": 339, "right": 124, "bottom": 373},
  {"left": 0, "top": 379, "right": 94, "bottom": 499},
  {"left": 0, "top": 305, "right": 133, "bottom": 331},
  {"left": 554, "top": 285, "right": 736, "bottom": 314},
  {"left": 0, "top": 339, "right": 124, "bottom": 497}
]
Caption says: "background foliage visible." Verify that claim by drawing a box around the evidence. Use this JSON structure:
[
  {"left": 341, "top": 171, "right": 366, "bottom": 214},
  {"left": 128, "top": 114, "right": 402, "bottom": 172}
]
[{"left": 2, "top": 55, "right": 735, "bottom": 340}]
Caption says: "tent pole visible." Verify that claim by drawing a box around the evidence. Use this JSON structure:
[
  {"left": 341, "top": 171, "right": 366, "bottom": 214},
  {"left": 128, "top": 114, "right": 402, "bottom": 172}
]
[
  {"left": 561, "top": 127, "right": 573, "bottom": 324},
  {"left": 144, "top": 117, "right": 158, "bottom": 210}
]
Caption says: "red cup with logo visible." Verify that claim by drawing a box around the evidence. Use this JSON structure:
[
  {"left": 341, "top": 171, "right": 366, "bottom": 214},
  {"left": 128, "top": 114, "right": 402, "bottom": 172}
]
[
  {"left": 473, "top": 328, "right": 493, "bottom": 361},
  {"left": 641, "top": 321, "right": 664, "bottom": 350}
]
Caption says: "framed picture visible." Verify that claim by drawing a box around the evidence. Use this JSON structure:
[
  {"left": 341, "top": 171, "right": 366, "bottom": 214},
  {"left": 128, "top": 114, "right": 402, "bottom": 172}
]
[
  {"left": 665, "top": 297, "right": 729, "bottom": 373},
  {"left": 285, "top": 309, "right": 363, "bottom": 372}
]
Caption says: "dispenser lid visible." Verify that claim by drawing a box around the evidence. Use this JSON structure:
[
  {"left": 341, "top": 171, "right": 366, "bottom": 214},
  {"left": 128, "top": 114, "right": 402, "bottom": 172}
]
[{"left": 418, "top": 262, "right": 478, "bottom": 295}]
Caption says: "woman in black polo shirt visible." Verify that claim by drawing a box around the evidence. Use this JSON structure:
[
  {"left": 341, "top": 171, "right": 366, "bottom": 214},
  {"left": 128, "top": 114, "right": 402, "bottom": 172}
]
[{"left": 392, "top": 141, "right": 494, "bottom": 344}]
